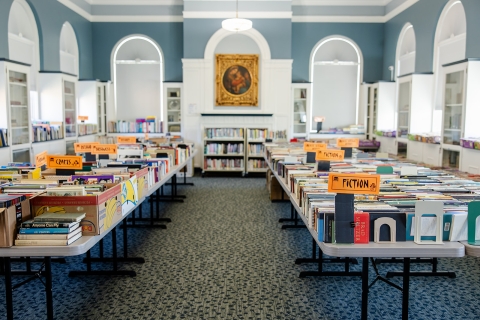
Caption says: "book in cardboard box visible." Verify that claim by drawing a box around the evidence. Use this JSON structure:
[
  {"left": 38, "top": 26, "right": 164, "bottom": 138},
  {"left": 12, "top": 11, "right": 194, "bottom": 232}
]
[
  {"left": 31, "top": 184, "right": 122, "bottom": 236},
  {"left": 134, "top": 167, "right": 149, "bottom": 200},
  {"left": 121, "top": 175, "right": 138, "bottom": 216},
  {"left": 0, "top": 197, "right": 31, "bottom": 247}
]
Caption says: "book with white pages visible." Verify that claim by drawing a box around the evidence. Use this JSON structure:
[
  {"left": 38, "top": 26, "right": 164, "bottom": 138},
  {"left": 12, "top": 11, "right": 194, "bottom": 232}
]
[
  {"left": 17, "top": 226, "right": 82, "bottom": 240},
  {"left": 15, "top": 232, "right": 82, "bottom": 246}
]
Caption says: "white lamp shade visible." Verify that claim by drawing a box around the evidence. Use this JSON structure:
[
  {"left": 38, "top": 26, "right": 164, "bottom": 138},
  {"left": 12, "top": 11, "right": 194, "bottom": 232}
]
[{"left": 222, "top": 18, "right": 252, "bottom": 32}]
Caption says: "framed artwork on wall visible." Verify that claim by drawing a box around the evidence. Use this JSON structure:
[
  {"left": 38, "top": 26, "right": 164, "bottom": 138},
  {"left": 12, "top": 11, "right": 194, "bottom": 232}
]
[{"left": 215, "top": 54, "right": 258, "bottom": 106}]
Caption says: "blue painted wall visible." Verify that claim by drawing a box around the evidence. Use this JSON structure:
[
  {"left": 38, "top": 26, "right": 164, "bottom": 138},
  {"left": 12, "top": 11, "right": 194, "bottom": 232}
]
[
  {"left": 382, "top": 0, "right": 480, "bottom": 80},
  {"left": 0, "top": 0, "right": 93, "bottom": 79},
  {"left": 91, "top": 22, "right": 183, "bottom": 82},
  {"left": 184, "top": 19, "right": 291, "bottom": 59},
  {"left": 292, "top": 23, "right": 385, "bottom": 83}
]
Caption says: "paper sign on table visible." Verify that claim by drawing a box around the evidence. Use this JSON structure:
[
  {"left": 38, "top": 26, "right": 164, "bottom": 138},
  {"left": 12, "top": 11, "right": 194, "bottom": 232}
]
[
  {"left": 337, "top": 138, "right": 359, "bottom": 148},
  {"left": 78, "top": 116, "right": 88, "bottom": 121},
  {"left": 47, "top": 155, "right": 83, "bottom": 170},
  {"left": 304, "top": 142, "right": 327, "bottom": 151},
  {"left": 35, "top": 151, "right": 47, "bottom": 168},
  {"left": 117, "top": 136, "right": 136, "bottom": 144},
  {"left": 328, "top": 173, "right": 380, "bottom": 195},
  {"left": 316, "top": 149, "right": 345, "bottom": 161},
  {"left": 92, "top": 144, "right": 118, "bottom": 155},
  {"left": 74, "top": 142, "right": 99, "bottom": 153}
]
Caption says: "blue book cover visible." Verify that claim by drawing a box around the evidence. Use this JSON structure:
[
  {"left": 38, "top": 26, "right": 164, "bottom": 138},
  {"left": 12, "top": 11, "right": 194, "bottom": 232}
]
[
  {"left": 317, "top": 213, "right": 324, "bottom": 242},
  {"left": 19, "top": 228, "right": 71, "bottom": 234}
]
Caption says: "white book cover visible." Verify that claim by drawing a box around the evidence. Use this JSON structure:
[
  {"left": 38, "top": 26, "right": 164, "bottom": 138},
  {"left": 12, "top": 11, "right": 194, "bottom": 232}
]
[{"left": 15, "top": 232, "right": 82, "bottom": 246}]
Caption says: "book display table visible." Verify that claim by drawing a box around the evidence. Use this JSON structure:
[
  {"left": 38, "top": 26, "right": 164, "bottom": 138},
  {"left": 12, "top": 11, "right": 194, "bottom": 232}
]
[
  {"left": 265, "top": 154, "right": 465, "bottom": 320},
  {"left": 0, "top": 150, "right": 196, "bottom": 320}
]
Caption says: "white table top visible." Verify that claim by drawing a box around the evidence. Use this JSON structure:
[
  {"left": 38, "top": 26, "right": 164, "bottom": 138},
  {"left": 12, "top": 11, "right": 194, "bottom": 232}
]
[
  {"left": 460, "top": 241, "right": 480, "bottom": 257},
  {"left": 0, "top": 150, "right": 196, "bottom": 258},
  {"left": 266, "top": 155, "right": 465, "bottom": 259}
]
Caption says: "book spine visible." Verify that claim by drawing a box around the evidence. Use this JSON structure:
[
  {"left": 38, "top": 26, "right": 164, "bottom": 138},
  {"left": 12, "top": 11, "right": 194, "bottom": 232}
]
[
  {"left": 17, "top": 233, "right": 70, "bottom": 240},
  {"left": 15, "top": 239, "right": 69, "bottom": 246},
  {"left": 354, "top": 212, "right": 370, "bottom": 244},
  {"left": 33, "top": 218, "right": 80, "bottom": 223},
  {"left": 19, "top": 228, "right": 71, "bottom": 234},
  {"left": 324, "top": 213, "right": 334, "bottom": 243},
  {"left": 21, "top": 222, "right": 74, "bottom": 228}
]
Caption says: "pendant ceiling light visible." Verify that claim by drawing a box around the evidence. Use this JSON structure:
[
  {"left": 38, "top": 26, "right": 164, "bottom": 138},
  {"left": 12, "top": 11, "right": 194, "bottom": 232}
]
[{"left": 222, "top": 0, "right": 252, "bottom": 32}]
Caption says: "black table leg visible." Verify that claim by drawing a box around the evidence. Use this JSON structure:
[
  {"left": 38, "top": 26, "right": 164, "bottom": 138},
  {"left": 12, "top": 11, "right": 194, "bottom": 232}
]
[
  {"left": 45, "top": 257, "right": 54, "bottom": 320},
  {"left": 361, "top": 257, "right": 369, "bottom": 320},
  {"left": 4, "top": 257, "right": 13, "bottom": 320},
  {"left": 402, "top": 258, "right": 411, "bottom": 320},
  {"left": 282, "top": 204, "right": 306, "bottom": 229}
]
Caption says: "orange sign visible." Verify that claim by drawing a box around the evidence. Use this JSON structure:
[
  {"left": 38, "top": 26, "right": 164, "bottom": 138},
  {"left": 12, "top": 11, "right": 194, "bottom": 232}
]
[
  {"left": 74, "top": 142, "right": 99, "bottom": 153},
  {"left": 35, "top": 151, "right": 48, "bottom": 168},
  {"left": 304, "top": 142, "right": 327, "bottom": 152},
  {"left": 117, "top": 136, "right": 136, "bottom": 144},
  {"left": 47, "top": 155, "right": 83, "bottom": 170},
  {"left": 316, "top": 149, "right": 345, "bottom": 161},
  {"left": 92, "top": 144, "right": 118, "bottom": 155},
  {"left": 337, "top": 138, "right": 359, "bottom": 148},
  {"left": 145, "top": 132, "right": 149, "bottom": 140},
  {"left": 328, "top": 173, "right": 380, "bottom": 195},
  {"left": 78, "top": 116, "right": 89, "bottom": 121}
]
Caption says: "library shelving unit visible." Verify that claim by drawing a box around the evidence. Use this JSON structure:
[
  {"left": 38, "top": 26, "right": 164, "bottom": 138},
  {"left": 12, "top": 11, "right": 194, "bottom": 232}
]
[
  {"left": 361, "top": 83, "right": 374, "bottom": 140},
  {"left": 63, "top": 79, "right": 77, "bottom": 140},
  {"left": 439, "top": 59, "right": 480, "bottom": 173},
  {"left": 246, "top": 128, "right": 268, "bottom": 174},
  {"left": 0, "top": 59, "right": 32, "bottom": 164},
  {"left": 164, "top": 83, "right": 182, "bottom": 135},
  {"left": 369, "top": 82, "right": 397, "bottom": 155},
  {"left": 202, "top": 127, "right": 245, "bottom": 177},
  {"left": 77, "top": 80, "right": 107, "bottom": 142},
  {"left": 292, "top": 84, "right": 310, "bottom": 138}
]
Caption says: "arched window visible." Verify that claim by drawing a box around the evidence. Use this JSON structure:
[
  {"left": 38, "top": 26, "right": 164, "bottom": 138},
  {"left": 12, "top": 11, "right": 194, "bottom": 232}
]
[
  {"left": 432, "top": 0, "right": 467, "bottom": 132},
  {"left": 8, "top": 0, "right": 40, "bottom": 118},
  {"left": 309, "top": 36, "right": 363, "bottom": 133},
  {"left": 111, "top": 35, "right": 164, "bottom": 122},
  {"left": 59, "top": 22, "right": 79, "bottom": 76},
  {"left": 396, "top": 23, "right": 416, "bottom": 77}
]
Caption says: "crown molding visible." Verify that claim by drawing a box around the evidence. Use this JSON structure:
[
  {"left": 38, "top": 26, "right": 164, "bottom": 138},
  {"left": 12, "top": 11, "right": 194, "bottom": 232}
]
[
  {"left": 183, "top": 11, "right": 292, "bottom": 19},
  {"left": 292, "top": 0, "right": 391, "bottom": 6},
  {"left": 92, "top": 15, "right": 183, "bottom": 22},
  {"left": 292, "top": 15, "right": 384, "bottom": 23}
]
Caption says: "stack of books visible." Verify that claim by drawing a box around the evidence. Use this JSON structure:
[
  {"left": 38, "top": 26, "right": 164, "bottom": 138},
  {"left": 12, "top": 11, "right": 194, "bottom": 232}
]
[{"left": 15, "top": 213, "right": 85, "bottom": 246}]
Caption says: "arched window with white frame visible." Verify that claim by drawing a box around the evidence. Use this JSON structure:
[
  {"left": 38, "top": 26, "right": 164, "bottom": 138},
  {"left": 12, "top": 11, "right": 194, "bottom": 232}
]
[
  {"left": 59, "top": 22, "right": 79, "bottom": 76},
  {"left": 111, "top": 35, "right": 164, "bottom": 125},
  {"left": 432, "top": 0, "right": 467, "bottom": 132},
  {"left": 309, "top": 36, "right": 363, "bottom": 133},
  {"left": 396, "top": 23, "right": 416, "bottom": 78}
]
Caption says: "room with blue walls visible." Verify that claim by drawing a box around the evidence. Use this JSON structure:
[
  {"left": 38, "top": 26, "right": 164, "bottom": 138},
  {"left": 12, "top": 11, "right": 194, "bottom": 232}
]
[
  {"left": 91, "top": 22, "right": 183, "bottom": 82},
  {"left": 292, "top": 22, "right": 385, "bottom": 83}
]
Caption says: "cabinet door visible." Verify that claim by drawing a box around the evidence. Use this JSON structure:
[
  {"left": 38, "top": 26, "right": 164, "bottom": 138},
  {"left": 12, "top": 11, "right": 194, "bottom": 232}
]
[
  {"left": 8, "top": 70, "right": 30, "bottom": 145},
  {"left": 443, "top": 70, "right": 464, "bottom": 145}
]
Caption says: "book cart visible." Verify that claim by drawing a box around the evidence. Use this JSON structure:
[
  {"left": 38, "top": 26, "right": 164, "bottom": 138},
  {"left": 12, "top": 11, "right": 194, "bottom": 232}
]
[
  {"left": 0, "top": 149, "right": 196, "bottom": 320},
  {"left": 264, "top": 148, "right": 464, "bottom": 320}
]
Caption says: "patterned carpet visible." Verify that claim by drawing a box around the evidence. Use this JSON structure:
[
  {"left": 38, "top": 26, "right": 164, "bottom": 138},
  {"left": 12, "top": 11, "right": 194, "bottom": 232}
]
[{"left": 1, "top": 175, "right": 480, "bottom": 319}]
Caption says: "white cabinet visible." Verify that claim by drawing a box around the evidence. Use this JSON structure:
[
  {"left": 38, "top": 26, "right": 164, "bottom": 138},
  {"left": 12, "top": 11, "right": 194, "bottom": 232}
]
[
  {"left": 292, "top": 83, "right": 310, "bottom": 137},
  {"left": 0, "top": 60, "right": 32, "bottom": 163},
  {"left": 164, "top": 83, "right": 182, "bottom": 135},
  {"left": 372, "top": 82, "right": 396, "bottom": 132},
  {"left": 78, "top": 80, "right": 106, "bottom": 136}
]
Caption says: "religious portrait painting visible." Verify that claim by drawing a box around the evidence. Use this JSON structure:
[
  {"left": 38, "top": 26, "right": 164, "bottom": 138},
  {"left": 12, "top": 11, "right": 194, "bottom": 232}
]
[{"left": 215, "top": 54, "right": 258, "bottom": 106}]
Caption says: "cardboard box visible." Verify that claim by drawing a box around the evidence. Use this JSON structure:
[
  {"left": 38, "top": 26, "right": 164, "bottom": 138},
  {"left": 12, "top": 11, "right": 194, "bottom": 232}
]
[
  {"left": 121, "top": 175, "right": 138, "bottom": 216},
  {"left": 31, "top": 185, "right": 122, "bottom": 236},
  {"left": 0, "top": 199, "right": 31, "bottom": 247},
  {"left": 270, "top": 175, "right": 287, "bottom": 201}
]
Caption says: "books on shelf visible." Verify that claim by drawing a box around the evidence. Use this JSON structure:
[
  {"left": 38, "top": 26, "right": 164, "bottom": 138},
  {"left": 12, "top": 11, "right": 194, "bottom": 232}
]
[
  {"left": 205, "top": 128, "right": 244, "bottom": 139},
  {"left": 268, "top": 130, "right": 287, "bottom": 141},
  {"left": 248, "top": 159, "right": 266, "bottom": 170},
  {"left": 248, "top": 144, "right": 264, "bottom": 155},
  {"left": 32, "top": 121, "right": 64, "bottom": 142},
  {"left": 247, "top": 128, "right": 268, "bottom": 140},
  {"left": 78, "top": 123, "right": 98, "bottom": 136},
  {"left": 205, "top": 143, "right": 244, "bottom": 155},
  {"left": 204, "top": 158, "right": 244, "bottom": 170},
  {"left": 108, "top": 117, "right": 163, "bottom": 133}
]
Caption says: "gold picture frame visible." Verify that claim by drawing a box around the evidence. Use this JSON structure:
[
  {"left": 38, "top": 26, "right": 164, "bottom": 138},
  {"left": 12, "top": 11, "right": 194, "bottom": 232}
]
[{"left": 215, "top": 54, "right": 258, "bottom": 106}]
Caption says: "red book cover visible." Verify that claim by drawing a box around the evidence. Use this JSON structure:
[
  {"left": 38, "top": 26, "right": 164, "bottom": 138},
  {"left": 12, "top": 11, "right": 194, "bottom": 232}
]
[{"left": 354, "top": 212, "right": 369, "bottom": 244}]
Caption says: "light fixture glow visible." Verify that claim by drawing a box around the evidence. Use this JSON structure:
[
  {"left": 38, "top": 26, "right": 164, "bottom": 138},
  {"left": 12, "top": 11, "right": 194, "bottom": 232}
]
[{"left": 222, "top": 0, "right": 252, "bottom": 32}]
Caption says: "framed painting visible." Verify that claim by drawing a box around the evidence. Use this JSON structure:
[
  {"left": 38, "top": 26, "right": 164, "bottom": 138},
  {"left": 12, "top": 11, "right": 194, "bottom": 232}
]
[{"left": 215, "top": 54, "right": 258, "bottom": 106}]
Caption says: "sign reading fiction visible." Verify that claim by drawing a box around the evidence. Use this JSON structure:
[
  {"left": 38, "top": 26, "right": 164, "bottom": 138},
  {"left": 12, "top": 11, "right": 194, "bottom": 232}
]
[
  {"left": 117, "top": 136, "right": 136, "bottom": 144},
  {"left": 337, "top": 138, "right": 360, "bottom": 148},
  {"left": 74, "top": 142, "right": 99, "bottom": 153},
  {"left": 304, "top": 142, "right": 327, "bottom": 151},
  {"left": 92, "top": 144, "right": 118, "bottom": 155},
  {"left": 47, "top": 155, "right": 83, "bottom": 170},
  {"left": 328, "top": 173, "right": 380, "bottom": 195},
  {"left": 316, "top": 149, "right": 345, "bottom": 161},
  {"left": 35, "top": 151, "right": 47, "bottom": 168}
]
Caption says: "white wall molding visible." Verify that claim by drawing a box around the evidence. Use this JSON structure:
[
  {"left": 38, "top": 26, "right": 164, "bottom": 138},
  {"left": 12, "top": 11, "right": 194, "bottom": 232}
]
[
  {"left": 183, "top": 11, "right": 292, "bottom": 19},
  {"left": 292, "top": 0, "right": 391, "bottom": 6},
  {"left": 384, "top": 0, "right": 419, "bottom": 21},
  {"left": 57, "top": 0, "right": 93, "bottom": 20},
  {"left": 92, "top": 15, "right": 183, "bottom": 22},
  {"left": 293, "top": 15, "right": 384, "bottom": 23}
]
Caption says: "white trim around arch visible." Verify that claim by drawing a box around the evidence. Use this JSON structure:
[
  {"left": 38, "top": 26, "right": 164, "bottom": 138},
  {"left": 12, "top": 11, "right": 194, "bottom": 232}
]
[
  {"left": 395, "top": 22, "right": 416, "bottom": 78},
  {"left": 204, "top": 28, "right": 271, "bottom": 60},
  {"left": 110, "top": 34, "right": 165, "bottom": 120}
]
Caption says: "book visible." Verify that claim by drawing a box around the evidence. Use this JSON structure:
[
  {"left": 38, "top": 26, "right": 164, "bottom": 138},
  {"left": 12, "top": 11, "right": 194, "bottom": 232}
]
[
  {"left": 19, "top": 224, "right": 80, "bottom": 234},
  {"left": 354, "top": 212, "right": 369, "bottom": 244},
  {"left": 34, "top": 212, "right": 86, "bottom": 223},
  {"left": 17, "top": 226, "right": 82, "bottom": 240},
  {"left": 15, "top": 232, "right": 82, "bottom": 246},
  {"left": 46, "top": 187, "right": 85, "bottom": 196},
  {"left": 21, "top": 220, "right": 79, "bottom": 229}
]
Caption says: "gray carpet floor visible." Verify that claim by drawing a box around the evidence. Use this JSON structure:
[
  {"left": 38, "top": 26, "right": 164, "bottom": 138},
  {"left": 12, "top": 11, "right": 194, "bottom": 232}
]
[{"left": 1, "top": 175, "right": 480, "bottom": 319}]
